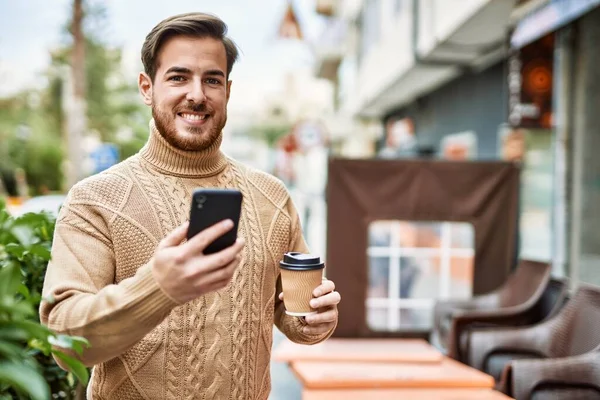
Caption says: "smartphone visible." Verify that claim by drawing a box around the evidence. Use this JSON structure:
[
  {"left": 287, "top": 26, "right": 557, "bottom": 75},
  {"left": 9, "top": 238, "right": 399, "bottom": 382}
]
[{"left": 187, "top": 188, "right": 243, "bottom": 254}]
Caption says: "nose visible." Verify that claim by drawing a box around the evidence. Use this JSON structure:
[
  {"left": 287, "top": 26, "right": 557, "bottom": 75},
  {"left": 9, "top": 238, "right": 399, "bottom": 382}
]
[{"left": 186, "top": 79, "right": 206, "bottom": 104}]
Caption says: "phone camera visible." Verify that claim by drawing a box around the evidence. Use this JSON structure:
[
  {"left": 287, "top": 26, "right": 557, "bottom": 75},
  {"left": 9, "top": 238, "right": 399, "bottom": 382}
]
[{"left": 196, "top": 195, "right": 207, "bottom": 209}]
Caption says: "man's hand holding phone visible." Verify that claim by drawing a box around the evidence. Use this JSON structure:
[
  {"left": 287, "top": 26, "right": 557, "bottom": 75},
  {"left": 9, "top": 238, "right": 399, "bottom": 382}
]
[{"left": 151, "top": 219, "right": 245, "bottom": 304}]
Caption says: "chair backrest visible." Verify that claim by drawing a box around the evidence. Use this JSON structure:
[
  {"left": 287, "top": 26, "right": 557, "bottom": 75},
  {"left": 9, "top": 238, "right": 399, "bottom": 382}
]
[
  {"left": 497, "top": 260, "right": 551, "bottom": 308},
  {"left": 534, "top": 278, "right": 568, "bottom": 322},
  {"left": 548, "top": 285, "right": 600, "bottom": 357}
]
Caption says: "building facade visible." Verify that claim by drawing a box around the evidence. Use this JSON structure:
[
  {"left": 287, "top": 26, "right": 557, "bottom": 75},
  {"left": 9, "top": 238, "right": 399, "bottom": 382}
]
[{"left": 312, "top": 0, "right": 600, "bottom": 332}]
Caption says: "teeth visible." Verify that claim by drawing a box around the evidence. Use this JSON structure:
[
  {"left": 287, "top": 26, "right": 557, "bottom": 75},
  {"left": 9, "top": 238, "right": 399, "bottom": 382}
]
[{"left": 181, "top": 113, "right": 207, "bottom": 121}]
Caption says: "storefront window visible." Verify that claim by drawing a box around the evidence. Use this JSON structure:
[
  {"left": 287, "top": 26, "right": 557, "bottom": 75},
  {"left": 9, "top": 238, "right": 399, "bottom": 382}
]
[
  {"left": 499, "top": 126, "right": 554, "bottom": 262},
  {"left": 519, "top": 129, "right": 553, "bottom": 262},
  {"left": 366, "top": 220, "right": 474, "bottom": 331}
]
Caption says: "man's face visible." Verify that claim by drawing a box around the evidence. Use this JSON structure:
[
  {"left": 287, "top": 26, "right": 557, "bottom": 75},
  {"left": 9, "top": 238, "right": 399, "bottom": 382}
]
[{"left": 139, "top": 36, "right": 231, "bottom": 151}]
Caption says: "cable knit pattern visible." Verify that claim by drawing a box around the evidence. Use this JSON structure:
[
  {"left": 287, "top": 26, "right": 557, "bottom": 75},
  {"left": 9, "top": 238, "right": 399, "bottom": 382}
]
[
  {"left": 39, "top": 119, "right": 335, "bottom": 400},
  {"left": 231, "top": 163, "right": 264, "bottom": 400},
  {"left": 184, "top": 179, "right": 210, "bottom": 400},
  {"left": 129, "top": 159, "right": 186, "bottom": 399},
  {"left": 185, "top": 295, "right": 206, "bottom": 396},
  {"left": 203, "top": 290, "right": 229, "bottom": 399},
  {"left": 130, "top": 161, "right": 173, "bottom": 238},
  {"left": 200, "top": 167, "right": 236, "bottom": 400},
  {"left": 158, "top": 173, "right": 194, "bottom": 399}
]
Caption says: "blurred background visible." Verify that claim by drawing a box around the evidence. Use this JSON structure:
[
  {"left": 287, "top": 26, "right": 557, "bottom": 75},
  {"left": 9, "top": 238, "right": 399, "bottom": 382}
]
[{"left": 2, "top": 0, "right": 600, "bottom": 398}]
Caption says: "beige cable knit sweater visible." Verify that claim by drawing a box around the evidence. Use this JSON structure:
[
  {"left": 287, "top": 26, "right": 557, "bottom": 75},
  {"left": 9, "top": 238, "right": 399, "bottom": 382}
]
[{"left": 40, "top": 120, "right": 333, "bottom": 400}]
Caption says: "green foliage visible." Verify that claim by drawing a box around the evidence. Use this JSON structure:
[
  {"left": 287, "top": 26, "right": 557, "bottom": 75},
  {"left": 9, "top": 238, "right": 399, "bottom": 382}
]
[
  {"left": 86, "top": 41, "right": 122, "bottom": 140},
  {"left": 0, "top": 200, "right": 90, "bottom": 399},
  {"left": 0, "top": 81, "right": 65, "bottom": 195},
  {"left": 0, "top": 1, "right": 150, "bottom": 195},
  {"left": 248, "top": 123, "right": 292, "bottom": 148}
]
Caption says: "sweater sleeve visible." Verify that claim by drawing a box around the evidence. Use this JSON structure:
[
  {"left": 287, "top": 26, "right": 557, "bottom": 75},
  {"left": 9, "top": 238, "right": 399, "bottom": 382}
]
[
  {"left": 273, "top": 196, "right": 336, "bottom": 344},
  {"left": 40, "top": 202, "right": 178, "bottom": 368}
]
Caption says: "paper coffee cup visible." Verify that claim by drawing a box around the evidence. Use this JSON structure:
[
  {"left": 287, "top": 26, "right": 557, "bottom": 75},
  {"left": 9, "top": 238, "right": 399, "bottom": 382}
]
[{"left": 280, "top": 252, "right": 325, "bottom": 316}]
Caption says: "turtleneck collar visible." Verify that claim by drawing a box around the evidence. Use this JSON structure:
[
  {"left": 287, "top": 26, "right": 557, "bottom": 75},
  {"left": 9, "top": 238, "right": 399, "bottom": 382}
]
[{"left": 139, "top": 119, "right": 228, "bottom": 177}]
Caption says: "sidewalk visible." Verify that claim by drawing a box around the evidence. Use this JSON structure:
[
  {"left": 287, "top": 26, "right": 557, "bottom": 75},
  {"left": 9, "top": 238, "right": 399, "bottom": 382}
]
[{"left": 270, "top": 329, "right": 302, "bottom": 400}]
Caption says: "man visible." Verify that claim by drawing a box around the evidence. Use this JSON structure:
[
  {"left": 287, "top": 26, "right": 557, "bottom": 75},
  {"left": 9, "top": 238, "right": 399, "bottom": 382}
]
[
  {"left": 378, "top": 117, "right": 417, "bottom": 159},
  {"left": 40, "top": 12, "right": 340, "bottom": 399}
]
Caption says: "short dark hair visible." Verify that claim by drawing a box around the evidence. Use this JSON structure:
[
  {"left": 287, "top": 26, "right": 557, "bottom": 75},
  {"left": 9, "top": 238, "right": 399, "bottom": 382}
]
[{"left": 141, "top": 12, "right": 239, "bottom": 81}]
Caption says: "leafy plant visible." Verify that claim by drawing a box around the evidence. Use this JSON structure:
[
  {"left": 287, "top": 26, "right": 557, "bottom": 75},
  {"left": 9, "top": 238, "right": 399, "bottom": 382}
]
[{"left": 0, "top": 199, "right": 89, "bottom": 400}]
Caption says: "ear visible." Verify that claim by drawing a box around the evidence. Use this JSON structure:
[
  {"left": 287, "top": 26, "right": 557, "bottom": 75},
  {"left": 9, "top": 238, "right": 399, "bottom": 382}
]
[
  {"left": 226, "top": 80, "right": 232, "bottom": 103},
  {"left": 138, "top": 72, "right": 153, "bottom": 106}
]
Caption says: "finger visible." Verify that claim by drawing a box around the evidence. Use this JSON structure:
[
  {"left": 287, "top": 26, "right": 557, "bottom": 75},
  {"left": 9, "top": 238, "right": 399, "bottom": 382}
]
[
  {"left": 185, "top": 219, "right": 235, "bottom": 254},
  {"left": 302, "top": 323, "right": 334, "bottom": 335},
  {"left": 224, "top": 254, "right": 242, "bottom": 276},
  {"left": 304, "top": 309, "right": 337, "bottom": 325},
  {"left": 209, "top": 276, "right": 234, "bottom": 291},
  {"left": 159, "top": 221, "right": 190, "bottom": 249},
  {"left": 200, "top": 238, "right": 245, "bottom": 273},
  {"left": 313, "top": 280, "right": 335, "bottom": 297},
  {"left": 200, "top": 276, "right": 233, "bottom": 295},
  {"left": 310, "top": 291, "right": 341, "bottom": 309},
  {"left": 195, "top": 257, "right": 241, "bottom": 291},
  {"left": 206, "top": 252, "right": 242, "bottom": 282},
  {"left": 279, "top": 292, "right": 284, "bottom": 300}
]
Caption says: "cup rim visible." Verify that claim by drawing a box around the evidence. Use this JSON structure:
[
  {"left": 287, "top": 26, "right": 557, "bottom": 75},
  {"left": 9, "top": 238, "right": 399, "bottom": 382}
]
[{"left": 279, "top": 262, "right": 325, "bottom": 271}]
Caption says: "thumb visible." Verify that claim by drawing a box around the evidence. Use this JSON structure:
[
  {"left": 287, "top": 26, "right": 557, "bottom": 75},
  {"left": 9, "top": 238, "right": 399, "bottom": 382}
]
[{"left": 158, "top": 221, "right": 189, "bottom": 249}]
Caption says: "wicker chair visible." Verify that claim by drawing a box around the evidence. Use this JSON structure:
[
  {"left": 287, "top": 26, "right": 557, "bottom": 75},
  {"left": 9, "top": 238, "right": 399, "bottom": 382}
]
[
  {"left": 463, "top": 278, "right": 568, "bottom": 381},
  {"left": 431, "top": 260, "right": 551, "bottom": 361},
  {"left": 466, "top": 285, "right": 600, "bottom": 399},
  {"left": 502, "top": 349, "right": 600, "bottom": 399}
]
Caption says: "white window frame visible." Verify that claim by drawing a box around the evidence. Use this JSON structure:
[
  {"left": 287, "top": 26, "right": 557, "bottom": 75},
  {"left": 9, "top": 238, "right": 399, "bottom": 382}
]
[{"left": 367, "top": 221, "right": 474, "bottom": 331}]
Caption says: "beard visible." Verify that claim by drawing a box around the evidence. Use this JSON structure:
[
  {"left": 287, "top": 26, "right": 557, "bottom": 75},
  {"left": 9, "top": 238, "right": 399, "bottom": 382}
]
[{"left": 152, "top": 100, "right": 226, "bottom": 152}]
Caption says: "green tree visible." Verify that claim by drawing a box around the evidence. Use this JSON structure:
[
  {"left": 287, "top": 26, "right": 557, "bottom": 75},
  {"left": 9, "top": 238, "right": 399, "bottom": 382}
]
[
  {"left": 52, "top": 1, "right": 150, "bottom": 155},
  {"left": 0, "top": 91, "right": 65, "bottom": 196},
  {"left": 0, "top": 1, "right": 150, "bottom": 196}
]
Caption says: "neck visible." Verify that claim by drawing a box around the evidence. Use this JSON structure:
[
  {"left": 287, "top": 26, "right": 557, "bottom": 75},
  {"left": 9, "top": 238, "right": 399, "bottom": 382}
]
[{"left": 139, "top": 119, "right": 228, "bottom": 177}]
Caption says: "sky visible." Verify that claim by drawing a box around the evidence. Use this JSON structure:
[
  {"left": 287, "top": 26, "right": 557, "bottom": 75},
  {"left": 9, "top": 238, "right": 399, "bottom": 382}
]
[{"left": 0, "top": 0, "right": 327, "bottom": 113}]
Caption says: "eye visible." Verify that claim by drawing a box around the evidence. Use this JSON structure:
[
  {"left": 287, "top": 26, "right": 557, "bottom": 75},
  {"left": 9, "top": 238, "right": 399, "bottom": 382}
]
[
  {"left": 168, "top": 75, "right": 186, "bottom": 82},
  {"left": 205, "top": 78, "right": 222, "bottom": 85}
]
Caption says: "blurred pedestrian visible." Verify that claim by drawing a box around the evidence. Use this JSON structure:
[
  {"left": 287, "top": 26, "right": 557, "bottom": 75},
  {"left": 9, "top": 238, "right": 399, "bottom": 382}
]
[
  {"left": 40, "top": 13, "right": 340, "bottom": 399},
  {"left": 378, "top": 117, "right": 417, "bottom": 158}
]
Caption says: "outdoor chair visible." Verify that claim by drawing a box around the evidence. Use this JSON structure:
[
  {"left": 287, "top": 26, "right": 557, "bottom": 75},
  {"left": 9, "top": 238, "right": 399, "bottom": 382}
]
[
  {"left": 466, "top": 285, "right": 600, "bottom": 399},
  {"left": 501, "top": 347, "right": 600, "bottom": 400},
  {"left": 463, "top": 278, "right": 568, "bottom": 381},
  {"left": 431, "top": 260, "right": 551, "bottom": 361}
]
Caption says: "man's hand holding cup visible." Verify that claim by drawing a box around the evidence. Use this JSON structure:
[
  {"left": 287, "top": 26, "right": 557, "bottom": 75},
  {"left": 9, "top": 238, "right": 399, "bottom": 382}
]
[{"left": 278, "top": 252, "right": 341, "bottom": 335}]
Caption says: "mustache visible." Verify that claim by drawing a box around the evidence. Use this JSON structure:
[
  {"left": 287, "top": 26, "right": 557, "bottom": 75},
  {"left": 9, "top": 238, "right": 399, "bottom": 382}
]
[{"left": 176, "top": 103, "right": 211, "bottom": 113}]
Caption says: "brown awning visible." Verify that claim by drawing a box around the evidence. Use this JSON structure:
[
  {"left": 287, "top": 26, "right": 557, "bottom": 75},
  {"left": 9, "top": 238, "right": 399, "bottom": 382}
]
[{"left": 325, "top": 158, "right": 520, "bottom": 337}]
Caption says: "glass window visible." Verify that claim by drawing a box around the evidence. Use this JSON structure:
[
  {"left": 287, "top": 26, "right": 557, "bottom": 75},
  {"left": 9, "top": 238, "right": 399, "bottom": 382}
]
[
  {"left": 366, "top": 220, "right": 475, "bottom": 332},
  {"left": 498, "top": 126, "right": 553, "bottom": 264},
  {"left": 519, "top": 129, "right": 553, "bottom": 262}
]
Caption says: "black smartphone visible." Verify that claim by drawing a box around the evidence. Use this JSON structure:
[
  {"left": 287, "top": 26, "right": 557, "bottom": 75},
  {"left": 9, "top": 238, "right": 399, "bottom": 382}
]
[{"left": 187, "top": 188, "right": 243, "bottom": 254}]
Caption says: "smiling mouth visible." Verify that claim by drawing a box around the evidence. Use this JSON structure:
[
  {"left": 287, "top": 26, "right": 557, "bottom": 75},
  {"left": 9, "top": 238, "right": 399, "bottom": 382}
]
[{"left": 178, "top": 112, "right": 209, "bottom": 123}]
